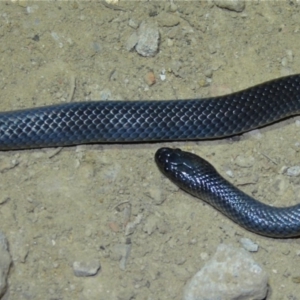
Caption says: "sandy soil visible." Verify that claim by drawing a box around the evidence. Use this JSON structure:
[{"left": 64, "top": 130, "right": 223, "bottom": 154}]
[{"left": 1, "top": 1, "right": 300, "bottom": 299}]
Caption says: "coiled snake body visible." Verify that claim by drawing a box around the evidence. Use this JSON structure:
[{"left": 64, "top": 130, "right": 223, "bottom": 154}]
[{"left": 1, "top": 74, "right": 300, "bottom": 237}]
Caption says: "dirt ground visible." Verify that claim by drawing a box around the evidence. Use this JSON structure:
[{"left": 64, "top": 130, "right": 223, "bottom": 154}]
[{"left": 1, "top": 1, "right": 300, "bottom": 299}]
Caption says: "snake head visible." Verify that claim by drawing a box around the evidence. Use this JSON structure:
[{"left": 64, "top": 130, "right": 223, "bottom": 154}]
[{"left": 155, "top": 147, "right": 217, "bottom": 194}]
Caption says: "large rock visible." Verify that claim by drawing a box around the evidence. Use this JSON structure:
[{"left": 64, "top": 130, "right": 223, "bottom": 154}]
[{"left": 183, "top": 244, "right": 268, "bottom": 300}]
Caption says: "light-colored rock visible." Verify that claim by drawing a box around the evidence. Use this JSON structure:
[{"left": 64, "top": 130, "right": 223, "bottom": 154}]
[
  {"left": 239, "top": 238, "right": 259, "bottom": 252},
  {"left": 73, "top": 260, "right": 101, "bottom": 277},
  {"left": 135, "top": 21, "right": 159, "bottom": 57},
  {"left": 157, "top": 12, "right": 180, "bottom": 27},
  {"left": 286, "top": 166, "right": 300, "bottom": 177},
  {"left": 126, "top": 32, "right": 138, "bottom": 51},
  {"left": 214, "top": 0, "right": 245, "bottom": 12},
  {"left": 183, "top": 244, "right": 268, "bottom": 300},
  {"left": 128, "top": 18, "right": 139, "bottom": 29}
]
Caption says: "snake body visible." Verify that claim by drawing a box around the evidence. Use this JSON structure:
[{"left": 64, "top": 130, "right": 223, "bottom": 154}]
[
  {"left": 155, "top": 148, "right": 300, "bottom": 238},
  {"left": 2, "top": 74, "right": 300, "bottom": 237},
  {"left": 1, "top": 74, "right": 300, "bottom": 150}
]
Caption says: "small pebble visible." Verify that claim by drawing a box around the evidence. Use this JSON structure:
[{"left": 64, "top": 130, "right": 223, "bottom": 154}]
[
  {"left": 286, "top": 166, "right": 300, "bottom": 177},
  {"left": 167, "top": 27, "right": 180, "bottom": 39},
  {"left": 235, "top": 155, "right": 255, "bottom": 168},
  {"left": 240, "top": 237, "right": 259, "bottom": 252},
  {"left": 157, "top": 11, "right": 180, "bottom": 27},
  {"left": 198, "top": 77, "right": 209, "bottom": 87},
  {"left": 168, "top": 2, "right": 177, "bottom": 12},
  {"left": 204, "top": 69, "right": 213, "bottom": 78},
  {"left": 128, "top": 18, "right": 139, "bottom": 29},
  {"left": 135, "top": 21, "right": 159, "bottom": 57},
  {"left": 126, "top": 32, "right": 138, "bottom": 51},
  {"left": 160, "top": 69, "right": 166, "bottom": 81},
  {"left": 100, "top": 89, "right": 112, "bottom": 101},
  {"left": 145, "top": 71, "right": 156, "bottom": 86},
  {"left": 73, "top": 260, "right": 101, "bottom": 277},
  {"left": 214, "top": 0, "right": 245, "bottom": 12},
  {"left": 225, "top": 169, "right": 234, "bottom": 178},
  {"left": 108, "top": 222, "right": 120, "bottom": 232}
]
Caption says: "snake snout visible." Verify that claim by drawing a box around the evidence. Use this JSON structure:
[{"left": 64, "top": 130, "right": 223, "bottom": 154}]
[
  {"left": 155, "top": 147, "right": 180, "bottom": 174},
  {"left": 155, "top": 147, "right": 172, "bottom": 168}
]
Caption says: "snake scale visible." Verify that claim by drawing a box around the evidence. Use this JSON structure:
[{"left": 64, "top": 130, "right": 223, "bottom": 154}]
[{"left": 1, "top": 74, "right": 300, "bottom": 237}]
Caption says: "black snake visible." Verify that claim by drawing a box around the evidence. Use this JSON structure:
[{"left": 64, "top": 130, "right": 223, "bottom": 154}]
[
  {"left": 1, "top": 74, "right": 300, "bottom": 237},
  {"left": 155, "top": 148, "right": 300, "bottom": 238}
]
